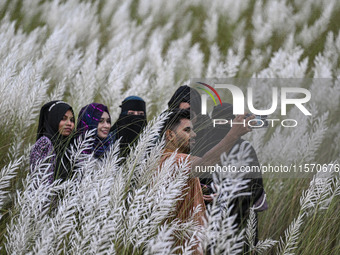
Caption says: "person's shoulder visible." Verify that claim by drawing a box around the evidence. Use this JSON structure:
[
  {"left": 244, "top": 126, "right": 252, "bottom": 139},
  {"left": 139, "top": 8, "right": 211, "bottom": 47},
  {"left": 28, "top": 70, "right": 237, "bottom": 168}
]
[
  {"left": 161, "top": 150, "right": 190, "bottom": 163},
  {"left": 32, "top": 136, "right": 53, "bottom": 152},
  {"left": 110, "top": 122, "right": 119, "bottom": 137},
  {"left": 36, "top": 136, "right": 53, "bottom": 146},
  {"left": 30, "top": 136, "right": 55, "bottom": 166},
  {"left": 176, "top": 153, "right": 190, "bottom": 161}
]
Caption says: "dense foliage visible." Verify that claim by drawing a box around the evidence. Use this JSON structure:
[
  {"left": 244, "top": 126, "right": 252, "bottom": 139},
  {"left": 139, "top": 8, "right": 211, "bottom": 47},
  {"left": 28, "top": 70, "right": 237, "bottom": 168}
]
[{"left": 0, "top": 0, "right": 339, "bottom": 254}]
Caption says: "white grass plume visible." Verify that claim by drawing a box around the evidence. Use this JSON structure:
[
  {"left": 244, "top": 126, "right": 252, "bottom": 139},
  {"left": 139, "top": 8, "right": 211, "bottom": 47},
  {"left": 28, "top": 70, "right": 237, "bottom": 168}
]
[
  {"left": 203, "top": 174, "right": 250, "bottom": 255},
  {"left": 277, "top": 167, "right": 340, "bottom": 255},
  {"left": 245, "top": 208, "right": 278, "bottom": 253},
  {"left": 1, "top": 0, "right": 340, "bottom": 254},
  {"left": 0, "top": 157, "right": 21, "bottom": 219},
  {"left": 277, "top": 212, "right": 305, "bottom": 255},
  {"left": 5, "top": 159, "right": 63, "bottom": 254}
]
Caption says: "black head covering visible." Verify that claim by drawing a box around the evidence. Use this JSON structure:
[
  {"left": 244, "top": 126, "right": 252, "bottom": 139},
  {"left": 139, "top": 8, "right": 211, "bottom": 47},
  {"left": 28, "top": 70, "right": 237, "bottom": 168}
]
[
  {"left": 110, "top": 96, "right": 147, "bottom": 158},
  {"left": 37, "top": 101, "right": 74, "bottom": 141},
  {"left": 167, "top": 85, "right": 201, "bottom": 115},
  {"left": 120, "top": 96, "right": 146, "bottom": 115},
  {"left": 37, "top": 100, "right": 74, "bottom": 181}
]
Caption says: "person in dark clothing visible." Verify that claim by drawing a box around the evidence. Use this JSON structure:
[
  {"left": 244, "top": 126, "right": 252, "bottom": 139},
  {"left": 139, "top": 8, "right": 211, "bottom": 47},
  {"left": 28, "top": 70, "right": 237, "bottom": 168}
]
[
  {"left": 206, "top": 103, "right": 268, "bottom": 249},
  {"left": 211, "top": 104, "right": 267, "bottom": 202},
  {"left": 110, "top": 96, "right": 147, "bottom": 158},
  {"left": 30, "top": 101, "right": 75, "bottom": 184}
]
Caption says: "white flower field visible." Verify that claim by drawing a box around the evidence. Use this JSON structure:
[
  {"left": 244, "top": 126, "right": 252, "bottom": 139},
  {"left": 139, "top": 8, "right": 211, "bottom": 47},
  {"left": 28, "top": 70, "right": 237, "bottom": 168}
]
[{"left": 0, "top": 0, "right": 340, "bottom": 254}]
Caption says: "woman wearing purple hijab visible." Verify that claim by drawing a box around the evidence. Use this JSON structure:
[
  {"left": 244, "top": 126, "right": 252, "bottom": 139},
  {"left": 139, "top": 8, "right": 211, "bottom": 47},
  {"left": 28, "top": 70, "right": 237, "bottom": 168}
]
[{"left": 77, "top": 103, "right": 114, "bottom": 158}]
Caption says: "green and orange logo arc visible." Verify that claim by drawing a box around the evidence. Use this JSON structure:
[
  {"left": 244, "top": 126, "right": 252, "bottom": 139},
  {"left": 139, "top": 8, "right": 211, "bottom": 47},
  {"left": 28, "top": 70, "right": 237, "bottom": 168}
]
[{"left": 196, "top": 82, "right": 223, "bottom": 106}]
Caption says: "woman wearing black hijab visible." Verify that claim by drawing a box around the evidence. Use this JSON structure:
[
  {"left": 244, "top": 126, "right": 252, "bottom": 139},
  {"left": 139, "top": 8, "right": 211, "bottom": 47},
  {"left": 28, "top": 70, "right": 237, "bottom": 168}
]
[
  {"left": 110, "top": 96, "right": 147, "bottom": 158},
  {"left": 167, "top": 85, "right": 202, "bottom": 114},
  {"left": 30, "top": 100, "right": 75, "bottom": 184}
]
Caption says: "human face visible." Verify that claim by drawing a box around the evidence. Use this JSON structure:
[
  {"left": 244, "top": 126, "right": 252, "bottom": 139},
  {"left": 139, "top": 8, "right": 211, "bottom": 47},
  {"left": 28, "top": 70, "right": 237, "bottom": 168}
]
[
  {"left": 179, "top": 102, "right": 190, "bottom": 110},
  {"left": 127, "top": 110, "right": 145, "bottom": 116},
  {"left": 97, "top": 111, "right": 111, "bottom": 139},
  {"left": 168, "top": 118, "right": 196, "bottom": 154},
  {"left": 58, "top": 110, "right": 75, "bottom": 136}
]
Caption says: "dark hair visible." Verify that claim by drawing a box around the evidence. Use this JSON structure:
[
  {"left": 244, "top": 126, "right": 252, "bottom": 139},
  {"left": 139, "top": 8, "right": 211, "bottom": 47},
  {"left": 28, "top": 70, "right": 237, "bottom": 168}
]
[{"left": 160, "top": 108, "right": 191, "bottom": 137}]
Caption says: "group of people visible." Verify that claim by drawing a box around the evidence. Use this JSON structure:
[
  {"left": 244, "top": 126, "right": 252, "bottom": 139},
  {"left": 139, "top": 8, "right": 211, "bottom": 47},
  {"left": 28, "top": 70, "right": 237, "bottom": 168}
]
[
  {"left": 30, "top": 85, "right": 267, "bottom": 254},
  {"left": 30, "top": 96, "right": 147, "bottom": 184}
]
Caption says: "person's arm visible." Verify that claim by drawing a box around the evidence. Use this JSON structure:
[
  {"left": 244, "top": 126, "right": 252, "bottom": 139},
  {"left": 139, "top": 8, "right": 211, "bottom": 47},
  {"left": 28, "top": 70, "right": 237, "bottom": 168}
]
[{"left": 191, "top": 114, "right": 253, "bottom": 177}]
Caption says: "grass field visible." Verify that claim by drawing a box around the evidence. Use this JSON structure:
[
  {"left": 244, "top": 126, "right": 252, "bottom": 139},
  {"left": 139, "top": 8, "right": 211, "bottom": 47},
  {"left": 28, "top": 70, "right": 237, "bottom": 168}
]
[{"left": 0, "top": 0, "right": 339, "bottom": 254}]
